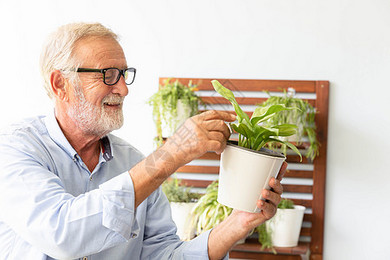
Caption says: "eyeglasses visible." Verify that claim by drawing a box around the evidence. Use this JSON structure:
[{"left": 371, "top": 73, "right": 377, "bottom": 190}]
[{"left": 76, "top": 67, "right": 136, "bottom": 86}]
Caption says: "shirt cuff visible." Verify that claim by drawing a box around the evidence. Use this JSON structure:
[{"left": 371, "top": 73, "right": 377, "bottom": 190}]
[
  {"left": 99, "top": 172, "right": 138, "bottom": 240},
  {"left": 182, "top": 229, "right": 229, "bottom": 260}
]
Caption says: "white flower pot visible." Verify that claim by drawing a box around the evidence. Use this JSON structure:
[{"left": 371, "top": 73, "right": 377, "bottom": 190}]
[
  {"left": 267, "top": 205, "right": 306, "bottom": 247},
  {"left": 161, "top": 100, "right": 192, "bottom": 137},
  {"left": 170, "top": 202, "right": 197, "bottom": 240},
  {"left": 217, "top": 142, "right": 286, "bottom": 213}
]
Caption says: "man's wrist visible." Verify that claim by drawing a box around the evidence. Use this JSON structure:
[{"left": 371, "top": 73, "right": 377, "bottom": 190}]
[{"left": 160, "top": 139, "right": 190, "bottom": 170}]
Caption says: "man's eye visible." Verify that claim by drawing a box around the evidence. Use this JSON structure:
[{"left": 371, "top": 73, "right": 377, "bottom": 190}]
[{"left": 105, "top": 74, "right": 114, "bottom": 80}]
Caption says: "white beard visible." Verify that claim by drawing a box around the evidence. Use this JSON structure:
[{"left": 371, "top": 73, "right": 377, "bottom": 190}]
[{"left": 68, "top": 84, "right": 125, "bottom": 137}]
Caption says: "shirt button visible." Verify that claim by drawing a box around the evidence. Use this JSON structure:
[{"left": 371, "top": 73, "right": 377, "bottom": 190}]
[
  {"left": 89, "top": 176, "right": 93, "bottom": 181},
  {"left": 131, "top": 233, "right": 137, "bottom": 238},
  {"left": 82, "top": 257, "right": 88, "bottom": 260}
]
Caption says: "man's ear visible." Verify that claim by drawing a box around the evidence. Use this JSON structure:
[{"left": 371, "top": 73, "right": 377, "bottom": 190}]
[{"left": 50, "top": 70, "right": 68, "bottom": 101}]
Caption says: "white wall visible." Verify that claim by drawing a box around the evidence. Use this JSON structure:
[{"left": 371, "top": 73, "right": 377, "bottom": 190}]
[{"left": 1, "top": 0, "right": 389, "bottom": 259}]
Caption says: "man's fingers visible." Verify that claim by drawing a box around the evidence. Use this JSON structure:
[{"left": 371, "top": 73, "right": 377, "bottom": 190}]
[
  {"left": 269, "top": 177, "right": 283, "bottom": 195},
  {"left": 203, "top": 120, "right": 231, "bottom": 139},
  {"left": 257, "top": 200, "right": 277, "bottom": 220},
  {"left": 200, "top": 110, "right": 236, "bottom": 122},
  {"left": 207, "top": 131, "right": 226, "bottom": 144},
  {"left": 277, "top": 161, "right": 288, "bottom": 181},
  {"left": 262, "top": 187, "right": 282, "bottom": 208},
  {"left": 206, "top": 139, "right": 227, "bottom": 155}
]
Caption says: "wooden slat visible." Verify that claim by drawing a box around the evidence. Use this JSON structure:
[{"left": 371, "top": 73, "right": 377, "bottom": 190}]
[
  {"left": 176, "top": 165, "right": 219, "bottom": 174},
  {"left": 196, "top": 149, "right": 312, "bottom": 161},
  {"left": 201, "top": 96, "right": 316, "bottom": 107},
  {"left": 160, "top": 78, "right": 317, "bottom": 92},
  {"left": 180, "top": 180, "right": 314, "bottom": 197},
  {"left": 310, "top": 81, "right": 329, "bottom": 256},
  {"left": 177, "top": 167, "right": 314, "bottom": 181},
  {"left": 230, "top": 251, "right": 303, "bottom": 260},
  {"left": 196, "top": 148, "right": 310, "bottom": 163},
  {"left": 196, "top": 152, "right": 220, "bottom": 160},
  {"left": 311, "top": 254, "right": 323, "bottom": 260},
  {"left": 303, "top": 213, "right": 312, "bottom": 222},
  {"left": 246, "top": 227, "right": 310, "bottom": 238},
  {"left": 202, "top": 96, "right": 269, "bottom": 105},
  {"left": 180, "top": 179, "right": 212, "bottom": 188},
  {"left": 232, "top": 240, "right": 310, "bottom": 255},
  {"left": 300, "top": 227, "right": 311, "bottom": 236},
  {"left": 283, "top": 184, "right": 312, "bottom": 194},
  {"left": 290, "top": 199, "right": 312, "bottom": 209},
  {"left": 286, "top": 155, "right": 310, "bottom": 164},
  {"left": 284, "top": 170, "right": 313, "bottom": 179}
]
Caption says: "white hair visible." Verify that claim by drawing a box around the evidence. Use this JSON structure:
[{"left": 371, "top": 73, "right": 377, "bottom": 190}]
[{"left": 39, "top": 22, "right": 119, "bottom": 98}]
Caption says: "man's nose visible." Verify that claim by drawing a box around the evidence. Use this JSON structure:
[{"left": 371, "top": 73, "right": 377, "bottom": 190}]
[{"left": 112, "top": 76, "right": 129, "bottom": 97}]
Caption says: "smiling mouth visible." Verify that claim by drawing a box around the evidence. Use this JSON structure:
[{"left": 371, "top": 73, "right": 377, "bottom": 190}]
[{"left": 104, "top": 102, "right": 122, "bottom": 108}]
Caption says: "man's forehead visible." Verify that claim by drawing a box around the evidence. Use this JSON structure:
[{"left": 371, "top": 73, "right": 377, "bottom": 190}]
[{"left": 73, "top": 36, "right": 127, "bottom": 67}]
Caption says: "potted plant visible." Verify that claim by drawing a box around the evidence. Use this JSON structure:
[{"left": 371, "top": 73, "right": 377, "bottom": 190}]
[
  {"left": 257, "top": 198, "right": 306, "bottom": 249},
  {"left": 148, "top": 79, "right": 202, "bottom": 146},
  {"left": 162, "top": 177, "right": 200, "bottom": 240},
  {"left": 211, "top": 80, "right": 302, "bottom": 213},
  {"left": 258, "top": 88, "right": 320, "bottom": 160},
  {"left": 190, "top": 181, "right": 237, "bottom": 239}
]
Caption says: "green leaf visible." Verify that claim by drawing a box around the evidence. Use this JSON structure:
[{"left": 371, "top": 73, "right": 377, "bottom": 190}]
[
  {"left": 272, "top": 124, "right": 298, "bottom": 136},
  {"left": 251, "top": 125, "right": 280, "bottom": 150},
  {"left": 211, "top": 80, "right": 250, "bottom": 123},
  {"left": 251, "top": 104, "right": 296, "bottom": 125},
  {"left": 239, "top": 123, "right": 255, "bottom": 139},
  {"left": 284, "top": 141, "right": 302, "bottom": 161},
  {"left": 230, "top": 123, "right": 245, "bottom": 136},
  {"left": 267, "top": 138, "right": 302, "bottom": 161}
]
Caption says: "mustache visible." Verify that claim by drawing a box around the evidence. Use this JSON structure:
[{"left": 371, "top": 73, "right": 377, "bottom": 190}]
[{"left": 102, "top": 95, "right": 125, "bottom": 104}]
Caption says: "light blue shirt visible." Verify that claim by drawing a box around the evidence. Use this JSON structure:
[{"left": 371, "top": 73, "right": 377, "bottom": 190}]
[{"left": 0, "top": 112, "right": 213, "bottom": 260}]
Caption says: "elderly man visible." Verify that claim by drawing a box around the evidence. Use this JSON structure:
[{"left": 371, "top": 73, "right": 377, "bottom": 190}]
[{"left": 0, "top": 23, "right": 285, "bottom": 259}]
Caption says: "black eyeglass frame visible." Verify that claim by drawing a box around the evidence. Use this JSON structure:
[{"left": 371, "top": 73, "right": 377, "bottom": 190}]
[{"left": 76, "top": 67, "right": 136, "bottom": 86}]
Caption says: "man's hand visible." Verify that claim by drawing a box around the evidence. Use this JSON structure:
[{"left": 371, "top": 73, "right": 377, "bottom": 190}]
[
  {"left": 208, "top": 161, "right": 287, "bottom": 260},
  {"left": 164, "top": 110, "right": 236, "bottom": 168}
]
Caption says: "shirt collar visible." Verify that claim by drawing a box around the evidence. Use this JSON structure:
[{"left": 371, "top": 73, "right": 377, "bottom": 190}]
[
  {"left": 45, "top": 110, "right": 113, "bottom": 161},
  {"left": 101, "top": 136, "right": 113, "bottom": 161}
]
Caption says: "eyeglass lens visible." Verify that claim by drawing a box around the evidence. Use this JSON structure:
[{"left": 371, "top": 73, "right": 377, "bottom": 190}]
[{"left": 104, "top": 68, "right": 135, "bottom": 85}]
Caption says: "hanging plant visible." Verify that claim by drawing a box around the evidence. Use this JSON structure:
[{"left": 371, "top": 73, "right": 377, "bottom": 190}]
[
  {"left": 258, "top": 88, "right": 320, "bottom": 160},
  {"left": 191, "top": 181, "right": 233, "bottom": 235},
  {"left": 162, "top": 176, "right": 200, "bottom": 203},
  {"left": 148, "top": 79, "right": 202, "bottom": 146}
]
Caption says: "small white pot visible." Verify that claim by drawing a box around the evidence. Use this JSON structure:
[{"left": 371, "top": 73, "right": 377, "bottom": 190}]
[
  {"left": 161, "top": 100, "right": 192, "bottom": 137},
  {"left": 267, "top": 205, "right": 306, "bottom": 247},
  {"left": 217, "top": 142, "right": 286, "bottom": 213},
  {"left": 170, "top": 202, "right": 197, "bottom": 240}
]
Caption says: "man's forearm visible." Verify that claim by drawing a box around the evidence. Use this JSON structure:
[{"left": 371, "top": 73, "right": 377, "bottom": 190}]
[
  {"left": 207, "top": 214, "right": 248, "bottom": 260},
  {"left": 129, "top": 143, "right": 182, "bottom": 208}
]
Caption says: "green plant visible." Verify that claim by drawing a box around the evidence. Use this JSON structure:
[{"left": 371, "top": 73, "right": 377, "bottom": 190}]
[
  {"left": 211, "top": 80, "right": 302, "bottom": 160},
  {"left": 191, "top": 181, "right": 233, "bottom": 234},
  {"left": 256, "top": 223, "right": 275, "bottom": 253},
  {"left": 162, "top": 176, "right": 200, "bottom": 203},
  {"left": 148, "top": 79, "right": 202, "bottom": 146},
  {"left": 278, "top": 198, "right": 295, "bottom": 209},
  {"left": 256, "top": 198, "right": 295, "bottom": 252},
  {"left": 258, "top": 89, "right": 320, "bottom": 160}
]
